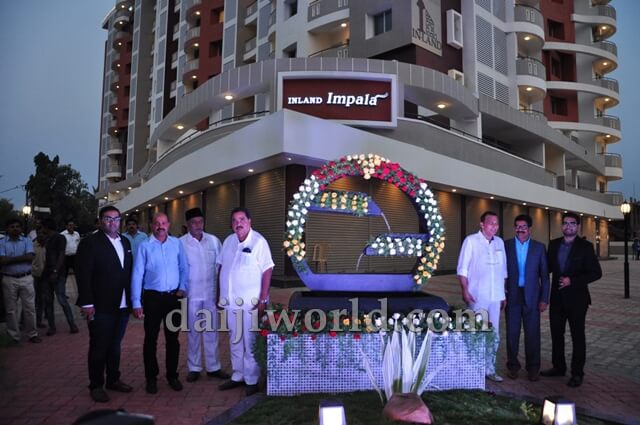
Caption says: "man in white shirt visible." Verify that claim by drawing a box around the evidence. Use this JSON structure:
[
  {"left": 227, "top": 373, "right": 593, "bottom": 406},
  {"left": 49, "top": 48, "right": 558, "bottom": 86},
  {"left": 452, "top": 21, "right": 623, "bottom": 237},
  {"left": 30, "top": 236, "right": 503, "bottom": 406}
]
[
  {"left": 180, "top": 207, "right": 230, "bottom": 383},
  {"left": 217, "top": 207, "right": 274, "bottom": 396},
  {"left": 457, "top": 211, "right": 508, "bottom": 382},
  {"left": 60, "top": 220, "right": 81, "bottom": 282}
]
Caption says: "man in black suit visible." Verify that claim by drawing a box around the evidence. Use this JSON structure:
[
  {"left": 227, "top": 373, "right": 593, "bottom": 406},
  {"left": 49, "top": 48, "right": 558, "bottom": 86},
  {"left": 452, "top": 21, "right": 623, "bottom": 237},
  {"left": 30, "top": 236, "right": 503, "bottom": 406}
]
[
  {"left": 504, "top": 214, "right": 549, "bottom": 381},
  {"left": 76, "top": 206, "right": 134, "bottom": 402},
  {"left": 541, "top": 212, "right": 602, "bottom": 387}
]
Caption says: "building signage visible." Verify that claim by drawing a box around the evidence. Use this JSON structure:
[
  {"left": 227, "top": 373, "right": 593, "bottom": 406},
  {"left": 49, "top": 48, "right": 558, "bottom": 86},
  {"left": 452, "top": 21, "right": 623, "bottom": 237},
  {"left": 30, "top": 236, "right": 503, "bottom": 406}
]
[
  {"left": 412, "top": 0, "right": 442, "bottom": 56},
  {"left": 278, "top": 72, "right": 397, "bottom": 128}
]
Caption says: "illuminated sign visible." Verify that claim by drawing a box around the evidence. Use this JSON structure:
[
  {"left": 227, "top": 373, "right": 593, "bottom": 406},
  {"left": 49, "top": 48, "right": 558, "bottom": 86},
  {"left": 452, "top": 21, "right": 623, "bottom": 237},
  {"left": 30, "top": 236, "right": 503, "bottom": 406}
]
[
  {"left": 278, "top": 72, "right": 397, "bottom": 128},
  {"left": 412, "top": 0, "right": 442, "bottom": 56}
]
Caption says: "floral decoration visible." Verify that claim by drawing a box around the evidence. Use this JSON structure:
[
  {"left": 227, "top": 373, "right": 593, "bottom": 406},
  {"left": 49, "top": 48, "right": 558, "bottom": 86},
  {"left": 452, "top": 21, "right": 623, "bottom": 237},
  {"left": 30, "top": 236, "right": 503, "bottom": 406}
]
[
  {"left": 315, "top": 190, "right": 370, "bottom": 216},
  {"left": 282, "top": 153, "right": 446, "bottom": 287}
]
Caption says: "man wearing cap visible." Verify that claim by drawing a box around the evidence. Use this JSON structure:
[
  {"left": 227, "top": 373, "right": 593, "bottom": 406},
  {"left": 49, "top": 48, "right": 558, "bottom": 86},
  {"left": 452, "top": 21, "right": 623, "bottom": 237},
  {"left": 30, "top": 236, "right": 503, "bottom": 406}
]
[
  {"left": 180, "top": 207, "right": 230, "bottom": 383},
  {"left": 217, "top": 207, "right": 274, "bottom": 396}
]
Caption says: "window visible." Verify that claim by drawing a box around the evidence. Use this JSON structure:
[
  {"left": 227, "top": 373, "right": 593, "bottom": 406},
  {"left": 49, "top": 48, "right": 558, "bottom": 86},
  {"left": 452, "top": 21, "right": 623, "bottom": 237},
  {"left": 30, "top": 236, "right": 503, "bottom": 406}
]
[
  {"left": 551, "top": 96, "right": 567, "bottom": 115},
  {"left": 285, "top": 0, "right": 297, "bottom": 19},
  {"left": 548, "top": 19, "right": 564, "bottom": 40},
  {"left": 551, "top": 58, "right": 561, "bottom": 78},
  {"left": 373, "top": 9, "right": 392, "bottom": 36}
]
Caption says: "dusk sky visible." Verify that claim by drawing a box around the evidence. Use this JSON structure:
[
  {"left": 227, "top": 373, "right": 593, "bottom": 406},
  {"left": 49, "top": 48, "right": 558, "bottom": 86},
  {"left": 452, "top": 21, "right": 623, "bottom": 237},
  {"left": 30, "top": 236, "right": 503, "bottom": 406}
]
[{"left": 1, "top": 1, "right": 638, "bottom": 211}]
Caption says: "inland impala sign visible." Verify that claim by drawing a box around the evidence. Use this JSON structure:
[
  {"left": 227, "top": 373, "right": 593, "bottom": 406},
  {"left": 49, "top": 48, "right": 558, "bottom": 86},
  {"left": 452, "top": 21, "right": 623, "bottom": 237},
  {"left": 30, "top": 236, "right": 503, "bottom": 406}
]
[{"left": 278, "top": 72, "right": 397, "bottom": 127}]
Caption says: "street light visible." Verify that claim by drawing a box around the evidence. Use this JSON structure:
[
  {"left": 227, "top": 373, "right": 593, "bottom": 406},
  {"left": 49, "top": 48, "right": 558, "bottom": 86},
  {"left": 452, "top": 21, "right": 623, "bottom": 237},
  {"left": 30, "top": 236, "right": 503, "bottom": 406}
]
[{"left": 621, "top": 201, "right": 631, "bottom": 299}]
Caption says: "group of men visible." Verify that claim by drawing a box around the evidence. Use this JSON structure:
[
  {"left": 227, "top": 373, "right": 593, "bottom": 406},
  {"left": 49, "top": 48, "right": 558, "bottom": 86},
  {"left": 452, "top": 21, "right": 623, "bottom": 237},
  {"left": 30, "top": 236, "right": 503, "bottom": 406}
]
[
  {"left": 457, "top": 211, "right": 602, "bottom": 388},
  {"left": 75, "top": 205, "right": 273, "bottom": 403}
]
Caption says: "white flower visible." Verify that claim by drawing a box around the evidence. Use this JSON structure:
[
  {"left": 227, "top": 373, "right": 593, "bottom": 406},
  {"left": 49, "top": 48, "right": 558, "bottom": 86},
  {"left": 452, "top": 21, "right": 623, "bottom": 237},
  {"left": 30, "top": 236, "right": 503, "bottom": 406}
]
[
  {"left": 293, "top": 193, "right": 300, "bottom": 200},
  {"left": 389, "top": 248, "right": 396, "bottom": 255},
  {"left": 378, "top": 249, "right": 384, "bottom": 255},
  {"left": 371, "top": 243, "right": 378, "bottom": 249},
  {"left": 420, "top": 182, "right": 427, "bottom": 190},
  {"left": 304, "top": 179, "right": 311, "bottom": 186},
  {"left": 434, "top": 312, "right": 441, "bottom": 319}
]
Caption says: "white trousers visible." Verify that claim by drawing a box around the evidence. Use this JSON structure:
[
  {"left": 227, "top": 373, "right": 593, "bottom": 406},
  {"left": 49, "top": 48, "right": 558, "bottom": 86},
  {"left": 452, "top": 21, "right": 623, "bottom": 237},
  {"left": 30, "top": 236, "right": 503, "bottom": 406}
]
[
  {"left": 226, "top": 307, "right": 260, "bottom": 385},
  {"left": 187, "top": 298, "right": 221, "bottom": 373},
  {"left": 2, "top": 275, "right": 37, "bottom": 341},
  {"left": 470, "top": 299, "right": 502, "bottom": 376}
]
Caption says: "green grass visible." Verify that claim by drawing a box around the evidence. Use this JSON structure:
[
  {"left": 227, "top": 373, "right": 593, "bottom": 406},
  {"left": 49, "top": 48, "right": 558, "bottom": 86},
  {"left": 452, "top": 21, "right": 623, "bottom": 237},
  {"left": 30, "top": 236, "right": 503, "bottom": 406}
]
[{"left": 230, "top": 391, "right": 615, "bottom": 425}]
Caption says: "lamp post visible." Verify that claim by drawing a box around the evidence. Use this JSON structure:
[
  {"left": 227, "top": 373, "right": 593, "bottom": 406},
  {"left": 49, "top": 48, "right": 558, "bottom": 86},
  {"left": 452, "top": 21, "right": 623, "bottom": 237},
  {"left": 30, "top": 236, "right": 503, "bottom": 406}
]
[
  {"left": 22, "top": 205, "right": 32, "bottom": 235},
  {"left": 621, "top": 201, "right": 631, "bottom": 299}
]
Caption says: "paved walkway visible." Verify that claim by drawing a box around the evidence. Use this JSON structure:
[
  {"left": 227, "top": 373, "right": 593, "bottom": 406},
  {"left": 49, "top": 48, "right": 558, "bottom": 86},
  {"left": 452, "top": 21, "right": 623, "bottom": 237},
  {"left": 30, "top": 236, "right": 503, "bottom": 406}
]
[{"left": 0, "top": 259, "right": 638, "bottom": 424}]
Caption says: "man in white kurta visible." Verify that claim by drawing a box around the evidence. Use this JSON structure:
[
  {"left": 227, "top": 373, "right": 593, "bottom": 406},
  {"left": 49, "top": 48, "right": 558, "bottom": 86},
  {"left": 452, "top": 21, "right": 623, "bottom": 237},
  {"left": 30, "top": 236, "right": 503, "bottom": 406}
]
[
  {"left": 217, "top": 208, "right": 274, "bottom": 396},
  {"left": 457, "top": 211, "right": 508, "bottom": 382},
  {"left": 180, "top": 208, "right": 229, "bottom": 383}
]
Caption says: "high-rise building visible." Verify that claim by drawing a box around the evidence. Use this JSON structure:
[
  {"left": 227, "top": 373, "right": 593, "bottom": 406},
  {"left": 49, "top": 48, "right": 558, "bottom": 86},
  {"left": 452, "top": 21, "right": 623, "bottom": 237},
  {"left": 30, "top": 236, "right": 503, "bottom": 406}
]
[{"left": 97, "top": 0, "right": 622, "bottom": 281}]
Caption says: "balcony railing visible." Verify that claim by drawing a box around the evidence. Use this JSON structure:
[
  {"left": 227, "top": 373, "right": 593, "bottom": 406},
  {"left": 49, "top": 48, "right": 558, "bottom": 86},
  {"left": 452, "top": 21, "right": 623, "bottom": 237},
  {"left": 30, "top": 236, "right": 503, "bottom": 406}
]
[
  {"left": 309, "top": 42, "right": 349, "bottom": 58},
  {"left": 184, "top": 58, "right": 199, "bottom": 73},
  {"left": 518, "top": 108, "right": 546, "bottom": 120},
  {"left": 602, "top": 152, "right": 622, "bottom": 168},
  {"left": 107, "top": 165, "right": 122, "bottom": 174},
  {"left": 593, "top": 76, "right": 619, "bottom": 93},
  {"left": 516, "top": 57, "right": 546, "bottom": 79},
  {"left": 186, "top": 26, "right": 200, "bottom": 41},
  {"left": 183, "top": 0, "right": 202, "bottom": 10},
  {"left": 106, "top": 141, "right": 123, "bottom": 153},
  {"left": 268, "top": 10, "right": 276, "bottom": 27},
  {"left": 594, "top": 40, "right": 617, "bottom": 55},
  {"left": 605, "top": 191, "right": 623, "bottom": 205},
  {"left": 170, "top": 81, "right": 177, "bottom": 92},
  {"left": 514, "top": 5, "right": 543, "bottom": 28},
  {"left": 114, "top": 8, "right": 131, "bottom": 22},
  {"left": 595, "top": 114, "right": 620, "bottom": 130},
  {"left": 246, "top": 1, "right": 258, "bottom": 17},
  {"left": 308, "top": 0, "right": 349, "bottom": 22},
  {"left": 595, "top": 4, "right": 616, "bottom": 19},
  {"left": 244, "top": 36, "right": 257, "bottom": 53}
]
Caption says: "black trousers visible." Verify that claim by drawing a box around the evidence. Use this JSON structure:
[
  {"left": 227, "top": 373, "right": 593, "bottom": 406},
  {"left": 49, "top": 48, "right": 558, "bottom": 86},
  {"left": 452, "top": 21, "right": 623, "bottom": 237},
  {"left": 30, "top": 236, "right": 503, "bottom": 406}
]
[
  {"left": 142, "top": 290, "right": 182, "bottom": 382},
  {"left": 505, "top": 288, "right": 541, "bottom": 373},
  {"left": 549, "top": 298, "right": 588, "bottom": 377},
  {"left": 88, "top": 309, "right": 129, "bottom": 389}
]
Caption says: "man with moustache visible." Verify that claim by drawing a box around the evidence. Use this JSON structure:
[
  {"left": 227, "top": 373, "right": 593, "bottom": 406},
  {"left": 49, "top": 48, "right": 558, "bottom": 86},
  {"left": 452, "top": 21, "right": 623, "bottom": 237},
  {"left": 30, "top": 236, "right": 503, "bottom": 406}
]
[
  {"left": 132, "top": 213, "right": 189, "bottom": 394},
  {"left": 122, "top": 217, "right": 147, "bottom": 258},
  {"left": 217, "top": 208, "right": 274, "bottom": 396},
  {"left": 504, "top": 214, "right": 549, "bottom": 381},
  {"left": 541, "top": 212, "right": 601, "bottom": 387},
  {"left": 76, "top": 206, "right": 133, "bottom": 402},
  {"left": 180, "top": 207, "right": 229, "bottom": 383},
  {"left": 457, "top": 211, "right": 508, "bottom": 382}
]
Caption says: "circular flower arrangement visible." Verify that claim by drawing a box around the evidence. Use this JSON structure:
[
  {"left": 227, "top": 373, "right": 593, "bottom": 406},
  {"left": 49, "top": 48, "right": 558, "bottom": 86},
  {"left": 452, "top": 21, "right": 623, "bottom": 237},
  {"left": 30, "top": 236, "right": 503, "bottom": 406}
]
[{"left": 283, "top": 153, "right": 446, "bottom": 287}]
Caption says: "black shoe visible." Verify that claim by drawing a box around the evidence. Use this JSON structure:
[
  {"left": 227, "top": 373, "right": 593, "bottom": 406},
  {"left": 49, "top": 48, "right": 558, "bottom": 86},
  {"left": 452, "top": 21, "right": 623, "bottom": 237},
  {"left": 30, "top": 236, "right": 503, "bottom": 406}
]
[
  {"left": 90, "top": 388, "right": 110, "bottom": 403},
  {"left": 186, "top": 371, "right": 200, "bottom": 383},
  {"left": 207, "top": 369, "right": 231, "bottom": 379},
  {"left": 46, "top": 328, "right": 56, "bottom": 336},
  {"left": 29, "top": 336, "right": 43, "bottom": 343},
  {"left": 219, "top": 380, "right": 244, "bottom": 391},
  {"left": 146, "top": 380, "right": 158, "bottom": 394},
  {"left": 70, "top": 325, "right": 79, "bottom": 334},
  {"left": 168, "top": 378, "right": 183, "bottom": 391},
  {"left": 507, "top": 369, "right": 518, "bottom": 380},
  {"left": 105, "top": 380, "right": 133, "bottom": 393},
  {"left": 567, "top": 375, "right": 583, "bottom": 387},
  {"left": 528, "top": 370, "right": 540, "bottom": 382},
  {"left": 245, "top": 384, "right": 259, "bottom": 396},
  {"left": 540, "top": 367, "right": 566, "bottom": 377}
]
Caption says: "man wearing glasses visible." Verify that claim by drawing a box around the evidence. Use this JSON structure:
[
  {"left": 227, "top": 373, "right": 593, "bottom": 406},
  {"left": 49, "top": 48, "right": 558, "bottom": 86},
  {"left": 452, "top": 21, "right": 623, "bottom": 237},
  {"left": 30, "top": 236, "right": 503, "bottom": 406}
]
[
  {"left": 541, "top": 212, "right": 601, "bottom": 387},
  {"left": 504, "top": 214, "right": 549, "bottom": 382},
  {"left": 76, "top": 206, "right": 134, "bottom": 402}
]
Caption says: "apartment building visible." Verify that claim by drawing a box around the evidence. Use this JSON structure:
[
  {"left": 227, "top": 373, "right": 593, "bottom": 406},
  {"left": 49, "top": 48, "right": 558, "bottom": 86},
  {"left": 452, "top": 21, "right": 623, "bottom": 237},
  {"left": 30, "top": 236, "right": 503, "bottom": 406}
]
[{"left": 97, "top": 0, "right": 622, "bottom": 280}]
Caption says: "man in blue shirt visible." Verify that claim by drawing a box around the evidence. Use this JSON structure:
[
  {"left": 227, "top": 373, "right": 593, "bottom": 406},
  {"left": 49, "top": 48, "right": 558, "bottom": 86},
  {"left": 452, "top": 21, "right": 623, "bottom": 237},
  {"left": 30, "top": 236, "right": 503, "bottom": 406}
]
[
  {"left": 132, "top": 213, "right": 188, "bottom": 394},
  {"left": 0, "top": 218, "right": 41, "bottom": 344},
  {"left": 504, "top": 214, "right": 549, "bottom": 381},
  {"left": 122, "top": 216, "right": 147, "bottom": 258}
]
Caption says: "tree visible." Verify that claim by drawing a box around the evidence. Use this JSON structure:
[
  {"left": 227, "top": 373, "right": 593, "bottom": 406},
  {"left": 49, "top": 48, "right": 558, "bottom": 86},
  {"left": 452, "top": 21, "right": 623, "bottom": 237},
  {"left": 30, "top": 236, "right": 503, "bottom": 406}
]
[
  {"left": 0, "top": 198, "right": 20, "bottom": 230},
  {"left": 25, "top": 153, "right": 97, "bottom": 233}
]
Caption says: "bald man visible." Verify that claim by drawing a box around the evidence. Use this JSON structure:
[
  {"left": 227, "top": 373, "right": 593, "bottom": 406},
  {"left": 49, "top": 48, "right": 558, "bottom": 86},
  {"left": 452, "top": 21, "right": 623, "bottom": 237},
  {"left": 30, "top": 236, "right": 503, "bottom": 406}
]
[{"left": 132, "top": 213, "right": 189, "bottom": 394}]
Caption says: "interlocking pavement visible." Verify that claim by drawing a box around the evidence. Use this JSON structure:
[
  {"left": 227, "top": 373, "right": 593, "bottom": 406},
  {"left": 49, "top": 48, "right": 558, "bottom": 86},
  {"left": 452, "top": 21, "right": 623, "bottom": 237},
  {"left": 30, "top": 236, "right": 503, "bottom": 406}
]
[{"left": 0, "top": 259, "right": 638, "bottom": 424}]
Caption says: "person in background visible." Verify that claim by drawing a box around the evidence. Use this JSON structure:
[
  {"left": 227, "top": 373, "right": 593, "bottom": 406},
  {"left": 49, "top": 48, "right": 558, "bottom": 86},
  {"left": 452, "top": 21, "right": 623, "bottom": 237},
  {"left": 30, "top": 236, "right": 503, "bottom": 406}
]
[
  {"left": 32, "top": 229, "right": 48, "bottom": 329},
  {"left": 60, "top": 220, "right": 81, "bottom": 283},
  {"left": 122, "top": 217, "right": 147, "bottom": 259}
]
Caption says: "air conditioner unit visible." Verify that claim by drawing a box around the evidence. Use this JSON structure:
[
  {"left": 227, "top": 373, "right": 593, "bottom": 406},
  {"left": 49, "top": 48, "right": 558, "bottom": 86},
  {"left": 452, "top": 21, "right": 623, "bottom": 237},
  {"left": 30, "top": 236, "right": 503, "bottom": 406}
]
[{"left": 448, "top": 69, "right": 464, "bottom": 82}]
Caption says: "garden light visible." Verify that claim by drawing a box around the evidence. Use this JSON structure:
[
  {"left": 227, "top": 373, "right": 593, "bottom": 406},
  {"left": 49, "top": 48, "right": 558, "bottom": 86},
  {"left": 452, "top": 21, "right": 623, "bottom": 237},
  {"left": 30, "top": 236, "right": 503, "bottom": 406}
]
[
  {"left": 319, "top": 400, "right": 347, "bottom": 425},
  {"left": 540, "top": 396, "right": 576, "bottom": 425}
]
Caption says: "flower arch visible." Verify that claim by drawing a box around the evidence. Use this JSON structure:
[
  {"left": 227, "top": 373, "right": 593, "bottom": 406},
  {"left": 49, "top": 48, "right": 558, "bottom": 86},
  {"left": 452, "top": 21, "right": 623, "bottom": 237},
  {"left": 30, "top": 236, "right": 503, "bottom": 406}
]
[{"left": 283, "top": 154, "right": 446, "bottom": 288}]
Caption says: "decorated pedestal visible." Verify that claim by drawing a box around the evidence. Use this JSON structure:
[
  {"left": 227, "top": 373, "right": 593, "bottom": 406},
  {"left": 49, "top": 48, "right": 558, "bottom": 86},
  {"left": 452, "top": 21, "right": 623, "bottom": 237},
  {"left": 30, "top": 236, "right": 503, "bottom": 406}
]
[{"left": 266, "top": 332, "right": 487, "bottom": 396}]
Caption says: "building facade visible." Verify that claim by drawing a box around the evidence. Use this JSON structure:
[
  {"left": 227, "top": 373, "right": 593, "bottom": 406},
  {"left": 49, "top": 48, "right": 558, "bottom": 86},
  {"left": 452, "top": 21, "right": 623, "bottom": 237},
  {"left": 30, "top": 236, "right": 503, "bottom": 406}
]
[{"left": 97, "top": 0, "right": 622, "bottom": 281}]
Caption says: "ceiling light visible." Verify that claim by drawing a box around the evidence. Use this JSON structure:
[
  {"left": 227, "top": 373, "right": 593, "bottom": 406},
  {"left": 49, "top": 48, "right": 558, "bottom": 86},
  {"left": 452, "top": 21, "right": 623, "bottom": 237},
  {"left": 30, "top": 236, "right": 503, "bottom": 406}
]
[
  {"left": 194, "top": 43, "right": 199, "bottom": 47},
  {"left": 248, "top": 168, "right": 254, "bottom": 173},
  {"left": 148, "top": 204, "right": 152, "bottom": 207},
  {"left": 128, "top": 186, "right": 132, "bottom": 190},
  {"left": 114, "top": 107, "right": 118, "bottom": 110},
  {"left": 179, "top": 190, "right": 184, "bottom": 194},
  {"left": 523, "top": 202, "right": 527, "bottom": 206},
  {"left": 176, "top": 124, "right": 184, "bottom": 130},
  {"left": 605, "top": 134, "right": 611, "bottom": 138},
  {"left": 192, "top": 75, "right": 197, "bottom": 79},
  {"left": 116, "top": 190, "right": 120, "bottom": 193},
  {"left": 580, "top": 213, "right": 584, "bottom": 216},
  {"left": 564, "top": 210, "right": 568, "bottom": 213},
  {"left": 526, "top": 87, "right": 533, "bottom": 92},
  {"left": 118, "top": 42, "right": 122, "bottom": 46},
  {"left": 452, "top": 188, "right": 457, "bottom": 192},
  {"left": 116, "top": 63, "right": 121, "bottom": 67},
  {"left": 164, "top": 196, "right": 169, "bottom": 200},
  {"left": 121, "top": 4, "right": 126, "bottom": 8},
  {"left": 341, "top": 22, "right": 347, "bottom": 28},
  {"left": 135, "top": 209, "right": 139, "bottom": 212},
  {"left": 595, "top": 216, "right": 598, "bottom": 219},
  {"left": 604, "top": 97, "right": 610, "bottom": 102},
  {"left": 224, "top": 94, "right": 234, "bottom": 100},
  {"left": 287, "top": 157, "right": 292, "bottom": 161},
  {"left": 490, "top": 196, "right": 495, "bottom": 200},
  {"left": 602, "top": 61, "right": 608, "bottom": 66},
  {"left": 545, "top": 207, "right": 549, "bottom": 210},
  {"left": 209, "top": 180, "right": 214, "bottom": 184},
  {"left": 523, "top": 35, "right": 531, "bottom": 41},
  {"left": 601, "top": 26, "right": 608, "bottom": 30},
  {"left": 104, "top": 196, "right": 108, "bottom": 200},
  {"left": 436, "top": 103, "right": 446, "bottom": 109},
  {"left": 608, "top": 218, "right": 612, "bottom": 221},
  {"left": 195, "top": 11, "right": 201, "bottom": 15}
]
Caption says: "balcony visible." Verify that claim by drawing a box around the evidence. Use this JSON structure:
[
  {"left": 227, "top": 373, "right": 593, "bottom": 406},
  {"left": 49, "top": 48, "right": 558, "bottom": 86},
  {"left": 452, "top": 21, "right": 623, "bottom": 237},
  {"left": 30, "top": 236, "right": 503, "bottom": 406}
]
[
  {"left": 516, "top": 57, "right": 546, "bottom": 102},
  {"left": 245, "top": 1, "right": 258, "bottom": 25},
  {"left": 513, "top": 5, "right": 545, "bottom": 55},
  {"left": 309, "top": 42, "right": 349, "bottom": 58},
  {"left": 108, "top": 120, "right": 122, "bottom": 137},
  {"left": 593, "top": 76, "right": 619, "bottom": 93},
  {"left": 308, "top": 0, "right": 349, "bottom": 22},
  {"left": 112, "top": 31, "right": 131, "bottom": 49},
  {"left": 185, "top": 0, "right": 202, "bottom": 21},
  {"left": 244, "top": 36, "right": 257, "bottom": 54},
  {"left": 106, "top": 141, "right": 123, "bottom": 156},
  {"left": 111, "top": 57, "right": 124, "bottom": 71},
  {"left": 105, "top": 165, "right": 122, "bottom": 180},
  {"left": 595, "top": 114, "right": 620, "bottom": 131},
  {"left": 268, "top": 10, "right": 276, "bottom": 29},
  {"left": 182, "top": 58, "right": 199, "bottom": 82},
  {"left": 604, "top": 191, "right": 623, "bottom": 205},
  {"left": 573, "top": 5, "right": 616, "bottom": 39},
  {"left": 114, "top": 9, "right": 131, "bottom": 27},
  {"left": 115, "top": 0, "right": 132, "bottom": 11},
  {"left": 601, "top": 152, "right": 622, "bottom": 180},
  {"left": 110, "top": 77, "right": 120, "bottom": 93},
  {"left": 515, "top": 0, "right": 539, "bottom": 6},
  {"left": 594, "top": 40, "right": 617, "bottom": 56},
  {"left": 185, "top": 26, "right": 200, "bottom": 52}
]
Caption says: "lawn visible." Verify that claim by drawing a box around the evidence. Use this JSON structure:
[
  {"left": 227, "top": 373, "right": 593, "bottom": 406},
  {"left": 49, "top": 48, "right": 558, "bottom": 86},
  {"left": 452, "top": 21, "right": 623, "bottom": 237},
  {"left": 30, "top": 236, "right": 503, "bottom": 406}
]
[{"left": 230, "top": 390, "right": 615, "bottom": 425}]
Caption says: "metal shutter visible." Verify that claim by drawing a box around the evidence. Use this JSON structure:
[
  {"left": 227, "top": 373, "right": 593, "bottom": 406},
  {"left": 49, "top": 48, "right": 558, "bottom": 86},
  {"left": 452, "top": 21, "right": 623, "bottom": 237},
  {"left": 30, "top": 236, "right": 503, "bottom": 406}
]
[{"left": 205, "top": 182, "right": 241, "bottom": 241}]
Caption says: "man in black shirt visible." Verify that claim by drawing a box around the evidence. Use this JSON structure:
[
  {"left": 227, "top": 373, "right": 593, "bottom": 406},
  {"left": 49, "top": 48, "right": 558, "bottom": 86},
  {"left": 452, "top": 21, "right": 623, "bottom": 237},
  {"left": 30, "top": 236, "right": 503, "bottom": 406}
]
[{"left": 41, "top": 218, "right": 78, "bottom": 335}]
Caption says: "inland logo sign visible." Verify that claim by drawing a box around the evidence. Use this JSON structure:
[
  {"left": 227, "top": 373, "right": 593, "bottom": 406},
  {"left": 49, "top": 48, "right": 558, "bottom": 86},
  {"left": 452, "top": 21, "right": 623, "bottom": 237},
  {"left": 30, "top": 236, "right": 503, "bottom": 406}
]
[{"left": 278, "top": 72, "right": 397, "bottom": 127}]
